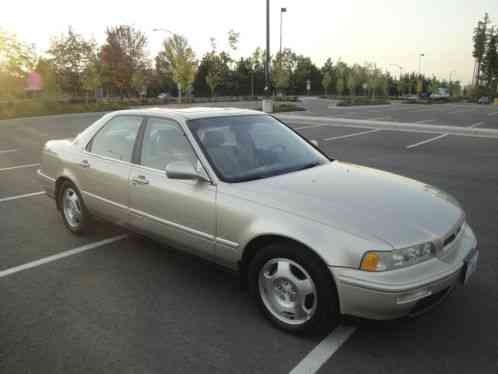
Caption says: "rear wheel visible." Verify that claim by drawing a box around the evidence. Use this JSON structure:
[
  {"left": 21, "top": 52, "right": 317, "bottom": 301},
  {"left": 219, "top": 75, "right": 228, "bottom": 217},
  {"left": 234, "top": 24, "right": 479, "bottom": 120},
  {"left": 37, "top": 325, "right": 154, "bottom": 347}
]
[
  {"left": 248, "top": 242, "right": 340, "bottom": 335},
  {"left": 58, "top": 181, "right": 91, "bottom": 235}
]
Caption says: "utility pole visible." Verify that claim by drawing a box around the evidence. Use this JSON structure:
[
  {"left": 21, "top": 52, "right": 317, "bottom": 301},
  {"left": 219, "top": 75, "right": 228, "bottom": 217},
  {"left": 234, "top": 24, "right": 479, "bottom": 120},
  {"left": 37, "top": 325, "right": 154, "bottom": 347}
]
[
  {"left": 418, "top": 53, "right": 425, "bottom": 76},
  {"left": 265, "top": 0, "right": 271, "bottom": 96}
]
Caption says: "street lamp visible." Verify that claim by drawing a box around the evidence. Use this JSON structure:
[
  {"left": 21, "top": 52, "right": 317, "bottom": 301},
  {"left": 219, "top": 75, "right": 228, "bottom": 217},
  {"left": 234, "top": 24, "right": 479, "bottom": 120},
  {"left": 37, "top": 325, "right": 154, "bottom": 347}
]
[
  {"left": 280, "top": 7, "right": 287, "bottom": 54},
  {"left": 153, "top": 28, "right": 177, "bottom": 37},
  {"left": 265, "top": 0, "right": 270, "bottom": 97}
]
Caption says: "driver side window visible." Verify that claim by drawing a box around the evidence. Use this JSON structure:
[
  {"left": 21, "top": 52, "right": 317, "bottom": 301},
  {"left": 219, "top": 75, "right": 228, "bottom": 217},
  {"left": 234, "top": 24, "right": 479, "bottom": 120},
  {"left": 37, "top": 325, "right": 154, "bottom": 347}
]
[{"left": 140, "top": 118, "right": 196, "bottom": 171}]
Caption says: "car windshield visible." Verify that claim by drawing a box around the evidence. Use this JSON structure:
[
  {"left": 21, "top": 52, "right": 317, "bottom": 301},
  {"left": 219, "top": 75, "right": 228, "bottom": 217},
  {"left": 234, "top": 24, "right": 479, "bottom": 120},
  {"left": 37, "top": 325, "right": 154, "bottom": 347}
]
[{"left": 187, "top": 115, "right": 330, "bottom": 182}]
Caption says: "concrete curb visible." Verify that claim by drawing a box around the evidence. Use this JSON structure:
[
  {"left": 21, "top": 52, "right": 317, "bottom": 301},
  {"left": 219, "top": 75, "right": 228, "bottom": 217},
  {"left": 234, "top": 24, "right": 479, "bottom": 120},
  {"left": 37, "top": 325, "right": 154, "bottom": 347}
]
[{"left": 277, "top": 114, "right": 498, "bottom": 138}]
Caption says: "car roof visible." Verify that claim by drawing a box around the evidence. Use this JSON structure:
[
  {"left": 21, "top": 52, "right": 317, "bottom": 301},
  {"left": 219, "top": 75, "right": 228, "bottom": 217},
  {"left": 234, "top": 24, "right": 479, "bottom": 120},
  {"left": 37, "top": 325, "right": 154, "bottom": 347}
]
[{"left": 111, "top": 107, "right": 264, "bottom": 120}]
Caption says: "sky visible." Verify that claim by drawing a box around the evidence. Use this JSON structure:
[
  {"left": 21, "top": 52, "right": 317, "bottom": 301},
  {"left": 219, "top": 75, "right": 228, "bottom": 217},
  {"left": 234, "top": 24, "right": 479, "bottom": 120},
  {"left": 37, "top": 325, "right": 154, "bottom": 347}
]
[{"left": 1, "top": 0, "right": 498, "bottom": 84}]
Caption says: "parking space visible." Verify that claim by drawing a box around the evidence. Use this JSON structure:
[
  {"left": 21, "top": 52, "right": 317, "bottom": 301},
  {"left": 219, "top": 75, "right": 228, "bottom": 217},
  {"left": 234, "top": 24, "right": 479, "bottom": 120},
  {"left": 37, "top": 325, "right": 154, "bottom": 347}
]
[{"left": 1, "top": 111, "right": 497, "bottom": 373}]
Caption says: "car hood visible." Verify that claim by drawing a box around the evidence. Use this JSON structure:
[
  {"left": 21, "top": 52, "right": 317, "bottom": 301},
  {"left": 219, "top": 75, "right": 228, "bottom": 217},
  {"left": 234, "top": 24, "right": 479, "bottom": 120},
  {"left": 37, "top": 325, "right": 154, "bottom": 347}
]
[{"left": 225, "top": 161, "right": 464, "bottom": 248}]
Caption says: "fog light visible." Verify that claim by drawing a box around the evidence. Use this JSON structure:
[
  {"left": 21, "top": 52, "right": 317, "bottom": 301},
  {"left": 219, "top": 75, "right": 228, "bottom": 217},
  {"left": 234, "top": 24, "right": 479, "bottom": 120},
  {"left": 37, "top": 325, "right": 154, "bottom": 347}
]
[{"left": 396, "top": 288, "right": 431, "bottom": 304}]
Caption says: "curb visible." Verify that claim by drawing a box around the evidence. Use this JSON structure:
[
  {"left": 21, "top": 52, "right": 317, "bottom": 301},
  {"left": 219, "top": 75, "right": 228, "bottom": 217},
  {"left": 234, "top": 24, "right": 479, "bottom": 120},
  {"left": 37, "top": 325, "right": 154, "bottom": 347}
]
[{"left": 277, "top": 114, "right": 498, "bottom": 138}]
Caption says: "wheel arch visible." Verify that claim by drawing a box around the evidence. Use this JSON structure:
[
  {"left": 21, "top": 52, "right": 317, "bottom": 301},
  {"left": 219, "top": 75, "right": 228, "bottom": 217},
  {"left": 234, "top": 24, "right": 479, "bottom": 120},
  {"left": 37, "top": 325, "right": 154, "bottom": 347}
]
[{"left": 239, "top": 234, "right": 336, "bottom": 290}]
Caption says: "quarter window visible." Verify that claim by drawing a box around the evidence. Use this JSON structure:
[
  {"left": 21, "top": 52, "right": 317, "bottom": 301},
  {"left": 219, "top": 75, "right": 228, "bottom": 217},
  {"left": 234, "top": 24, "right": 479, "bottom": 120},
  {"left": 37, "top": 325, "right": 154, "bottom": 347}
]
[
  {"left": 140, "top": 118, "right": 196, "bottom": 171},
  {"left": 88, "top": 116, "right": 142, "bottom": 162}
]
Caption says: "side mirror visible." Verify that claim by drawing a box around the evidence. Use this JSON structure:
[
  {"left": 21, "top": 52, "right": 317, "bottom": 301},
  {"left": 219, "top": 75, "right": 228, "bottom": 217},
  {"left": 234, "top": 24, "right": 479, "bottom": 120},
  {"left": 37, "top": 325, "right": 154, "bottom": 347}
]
[
  {"left": 310, "top": 139, "right": 319, "bottom": 148},
  {"left": 166, "top": 161, "right": 209, "bottom": 182}
]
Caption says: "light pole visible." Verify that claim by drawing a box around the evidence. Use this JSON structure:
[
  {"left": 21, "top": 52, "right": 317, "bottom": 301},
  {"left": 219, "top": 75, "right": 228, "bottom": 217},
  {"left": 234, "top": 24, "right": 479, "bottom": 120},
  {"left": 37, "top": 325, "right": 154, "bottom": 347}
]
[
  {"left": 280, "top": 7, "right": 287, "bottom": 54},
  {"left": 265, "top": 0, "right": 270, "bottom": 96}
]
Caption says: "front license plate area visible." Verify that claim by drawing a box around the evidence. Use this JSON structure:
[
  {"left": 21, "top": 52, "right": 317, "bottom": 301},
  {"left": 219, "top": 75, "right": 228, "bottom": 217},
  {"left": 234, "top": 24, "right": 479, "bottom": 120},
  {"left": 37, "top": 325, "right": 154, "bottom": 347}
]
[{"left": 462, "top": 248, "right": 479, "bottom": 284}]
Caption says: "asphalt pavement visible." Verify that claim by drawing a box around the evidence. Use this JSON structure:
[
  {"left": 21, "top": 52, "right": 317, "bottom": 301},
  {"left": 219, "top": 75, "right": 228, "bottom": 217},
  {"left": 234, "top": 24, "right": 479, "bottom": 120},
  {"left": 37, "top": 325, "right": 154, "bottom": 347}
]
[{"left": 1, "top": 104, "right": 497, "bottom": 373}]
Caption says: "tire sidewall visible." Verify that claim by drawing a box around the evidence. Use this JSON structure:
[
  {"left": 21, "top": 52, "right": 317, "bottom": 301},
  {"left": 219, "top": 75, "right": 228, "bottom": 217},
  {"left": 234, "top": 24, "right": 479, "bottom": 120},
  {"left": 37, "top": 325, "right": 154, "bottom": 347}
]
[
  {"left": 58, "top": 181, "right": 89, "bottom": 235},
  {"left": 248, "top": 243, "right": 340, "bottom": 335}
]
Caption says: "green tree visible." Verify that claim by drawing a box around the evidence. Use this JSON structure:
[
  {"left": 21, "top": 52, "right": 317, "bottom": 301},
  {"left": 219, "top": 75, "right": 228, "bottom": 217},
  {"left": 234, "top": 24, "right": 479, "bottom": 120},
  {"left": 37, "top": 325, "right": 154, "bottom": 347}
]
[
  {"left": 272, "top": 49, "right": 295, "bottom": 94},
  {"left": 0, "top": 29, "right": 36, "bottom": 97},
  {"left": 228, "top": 29, "right": 240, "bottom": 51},
  {"left": 131, "top": 70, "right": 146, "bottom": 97},
  {"left": 100, "top": 25, "right": 147, "bottom": 97},
  {"left": 322, "top": 71, "right": 332, "bottom": 95},
  {"left": 81, "top": 60, "right": 101, "bottom": 102},
  {"left": 473, "top": 13, "right": 490, "bottom": 86},
  {"left": 47, "top": 27, "right": 96, "bottom": 96},
  {"left": 205, "top": 52, "right": 226, "bottom": 96},
  {"left": 35, "top": 58, "right": 60, "bottom": 96},
  {"left": 482, "top": 27, "right": 498, "bottom": 95},
  {"left": 335, "top": 62, "right": 347, "bottom": 96},
  {"left": 158, "top": 34, "right": 197, "bottom": 102}
]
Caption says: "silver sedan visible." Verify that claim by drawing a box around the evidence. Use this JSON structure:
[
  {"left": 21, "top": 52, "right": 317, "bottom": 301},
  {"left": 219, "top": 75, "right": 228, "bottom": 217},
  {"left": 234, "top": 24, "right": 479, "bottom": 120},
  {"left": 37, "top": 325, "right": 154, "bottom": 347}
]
[{"left": 38, "top": 108, "right": 478, "bottom": 334}]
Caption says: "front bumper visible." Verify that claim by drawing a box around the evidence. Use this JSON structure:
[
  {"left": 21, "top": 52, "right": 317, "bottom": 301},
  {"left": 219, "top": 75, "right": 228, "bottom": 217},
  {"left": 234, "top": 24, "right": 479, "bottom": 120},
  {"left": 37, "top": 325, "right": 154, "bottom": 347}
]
[{"left": 331, "top": 223, "right": 478, "bottom": 320}]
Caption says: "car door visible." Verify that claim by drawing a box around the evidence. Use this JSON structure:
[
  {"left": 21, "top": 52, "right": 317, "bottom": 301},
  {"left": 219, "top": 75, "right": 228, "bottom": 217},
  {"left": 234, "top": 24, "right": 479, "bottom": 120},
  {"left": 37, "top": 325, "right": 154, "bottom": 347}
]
[
  {"left": 78, "top": 115, "right": 143, "bottom": 225},
  {"left": 128, "top": 116, "right": 216, "bottom": 257}
]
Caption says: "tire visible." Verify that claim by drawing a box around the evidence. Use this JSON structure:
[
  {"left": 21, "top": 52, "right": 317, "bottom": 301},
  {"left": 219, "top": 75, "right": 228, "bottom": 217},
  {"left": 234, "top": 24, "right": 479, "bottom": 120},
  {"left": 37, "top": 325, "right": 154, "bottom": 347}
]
[
  {"left": 248, "top": 242, "right": 340, "bottom": 335},
  {"left": 58, "top": 180, "right": 92, "bottom": 235}
]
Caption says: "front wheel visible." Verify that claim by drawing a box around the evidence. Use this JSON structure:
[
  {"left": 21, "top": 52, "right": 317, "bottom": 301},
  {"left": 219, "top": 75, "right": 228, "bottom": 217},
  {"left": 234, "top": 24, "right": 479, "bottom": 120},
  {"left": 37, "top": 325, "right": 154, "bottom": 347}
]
[
  {"left": 248, "top": 243, "right": 340, "bottom": 335},
  {"left": 58, "top": 181, "right": 92, "bottom": 235}
]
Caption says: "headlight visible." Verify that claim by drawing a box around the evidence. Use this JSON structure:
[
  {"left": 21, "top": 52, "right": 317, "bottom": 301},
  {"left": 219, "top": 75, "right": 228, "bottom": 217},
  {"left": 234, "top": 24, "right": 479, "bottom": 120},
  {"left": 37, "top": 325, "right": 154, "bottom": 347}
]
[{"left": 360, "top": 242, "right": 436, "bottom": 272}]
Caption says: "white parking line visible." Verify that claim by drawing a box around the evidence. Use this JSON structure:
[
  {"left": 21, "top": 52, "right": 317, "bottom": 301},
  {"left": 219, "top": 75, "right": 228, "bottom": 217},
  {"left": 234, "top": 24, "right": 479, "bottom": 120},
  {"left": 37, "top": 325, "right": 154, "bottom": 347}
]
[
  {"left": 469, "top": 122, "right": 484, "bottom": 128},
  {"left": 0, "top": 149, "right": 17, "bottom": 154},
  {"left": 415, "top": 119, "right": 436, "bottom": 124},
  {"left": 0, "top": 191, "right": 45, "bottom": 203},
  {"left": 0, "top": 235, "right": 128, "bottom": 279},
  {"left": 0, "top": 163, "right": 40, "bottom": 172},
  {"left": 488, "top": 112, "right": 498, "bottom": 116},
  {"left": 289, "top": 325, "right": 357, "bottom": 374},
  {"left": 448, "top": 110, "right": 469, "bottom": 114},
  {"left": 294, "top": 124, "right": 330, "bottom": 130},
  {"left": 324, "top": 129, "right": 380, "bottom": 141},
  {"left": 406, "top": 133, "right": 449, "bottom": 149}
]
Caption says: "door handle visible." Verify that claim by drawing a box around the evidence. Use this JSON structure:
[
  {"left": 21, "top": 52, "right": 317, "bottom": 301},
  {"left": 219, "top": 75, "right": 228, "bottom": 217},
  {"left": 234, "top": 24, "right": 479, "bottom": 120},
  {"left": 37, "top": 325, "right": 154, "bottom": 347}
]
[
  {"left": 131, "top": 175, "right": 149, "bottom": 185},
  {"left": 79, "top": 160, "right": 90, "bottom": 168}
]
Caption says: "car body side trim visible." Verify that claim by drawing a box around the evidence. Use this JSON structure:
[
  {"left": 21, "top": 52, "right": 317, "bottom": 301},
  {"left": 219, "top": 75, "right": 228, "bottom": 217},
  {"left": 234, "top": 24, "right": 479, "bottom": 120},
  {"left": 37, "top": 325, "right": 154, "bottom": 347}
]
[
  {"left": 216, "top": 237, "right": 239, "bottom": 249},
  {"left": 81, "top": 190, "right": 129, "bottom": 211},
  {"left": 129, "top": 207, "right": 215, "bottom": 241}
]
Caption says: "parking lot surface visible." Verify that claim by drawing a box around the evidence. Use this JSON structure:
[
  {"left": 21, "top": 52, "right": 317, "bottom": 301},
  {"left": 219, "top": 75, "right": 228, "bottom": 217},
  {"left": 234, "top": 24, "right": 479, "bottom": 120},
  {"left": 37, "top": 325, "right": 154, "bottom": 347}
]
[
  {"left": 1, "top": 108, "right": 497, "bottom": 373},
  {"left": 301, "top": 97, "right": 498, "bottom": 130}
]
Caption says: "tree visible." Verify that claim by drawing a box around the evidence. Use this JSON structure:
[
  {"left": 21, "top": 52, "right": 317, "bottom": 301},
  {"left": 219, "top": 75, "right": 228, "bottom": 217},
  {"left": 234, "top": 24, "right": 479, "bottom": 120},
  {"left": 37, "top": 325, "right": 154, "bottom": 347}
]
[
  {"left": 81, "top": 60, "right": 101, "bottom": 102},
  {"left": 35, "top": 58, "right": 60, "bottom": 96},
  {"left": 322, "top": 72, "right": 332, "bottom": 95},
  {"left": 272, "top": 49, "right": 295, "bottom": 94},
  {"left": 335, "top": 62, "right": 347, "bottom": 96},
  {"left": 228, "top": 29, "right": 240, "bottom": 51},
  {"left": 157, "top": 34, "right": 197, "bottom": 102},
  {"left": 100, "top": 25, "right": 147, "bottom": 97},
  {"left": 131, "top": 70, "right": 146, "bottom": 97},
  {"left": 47, "top": 27, "right": 96, "bottom": 96},
  {"left": 205, "top": 52, "right": 226, "bottom": 96},
  {"left": 473, "top": 13, "right": 490, "bottom": 86},
  {"left": 0, "top": 29, "right": 36, "bottom": 97},
  {"left": 482, "top": 27, "right": 498, "bottom": 95}
]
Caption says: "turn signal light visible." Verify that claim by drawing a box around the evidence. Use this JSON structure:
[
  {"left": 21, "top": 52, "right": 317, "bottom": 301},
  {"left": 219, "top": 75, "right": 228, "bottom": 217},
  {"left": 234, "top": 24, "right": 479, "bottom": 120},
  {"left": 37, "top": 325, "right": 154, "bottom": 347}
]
[{"left": 360, "top": 252, "right": 380, "bottom": 272}]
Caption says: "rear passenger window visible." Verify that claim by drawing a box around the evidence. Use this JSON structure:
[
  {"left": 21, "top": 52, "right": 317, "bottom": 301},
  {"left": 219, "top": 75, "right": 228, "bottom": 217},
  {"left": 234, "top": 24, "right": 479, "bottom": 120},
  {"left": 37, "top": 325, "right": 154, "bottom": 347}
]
[
  {"left": 89, "top": 116, "right": 142, "bottom": 162},
  {"left": 140, "top": 118, "right": 196, "bottom": 171}
]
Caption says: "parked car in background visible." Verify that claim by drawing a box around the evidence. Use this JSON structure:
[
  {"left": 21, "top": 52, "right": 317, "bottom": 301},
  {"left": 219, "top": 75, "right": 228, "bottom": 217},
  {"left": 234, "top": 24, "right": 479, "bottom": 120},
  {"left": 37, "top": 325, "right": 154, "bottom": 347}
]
[
  {"left": 477, "top": 96, "right": 490, "bottom": 104},
  {"left": 37, "top": 108, "right": 479, "bottom": 334},
  {"left": 157, "top": 92, "right": 170, "bottom": 100}
]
